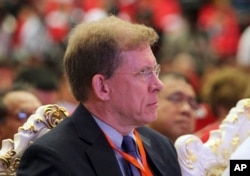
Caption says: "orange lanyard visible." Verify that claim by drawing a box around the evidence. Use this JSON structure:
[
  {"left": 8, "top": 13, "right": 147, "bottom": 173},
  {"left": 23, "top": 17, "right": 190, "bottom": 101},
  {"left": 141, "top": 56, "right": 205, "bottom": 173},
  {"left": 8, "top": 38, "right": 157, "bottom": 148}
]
[{"left": 104, "top": 130, "right": 153, "bottom": 176}]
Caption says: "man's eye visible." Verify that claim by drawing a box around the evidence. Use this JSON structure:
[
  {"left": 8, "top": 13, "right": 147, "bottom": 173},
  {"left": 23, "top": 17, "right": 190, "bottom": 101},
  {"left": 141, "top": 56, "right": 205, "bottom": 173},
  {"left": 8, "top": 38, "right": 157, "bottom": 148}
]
[
  {"left": 171, "top": 96, "right": 182, "bottom": 102},
  {"left": 142, "top": 70, "right": 151, "bottom": 75},
  {"left": 167, "top": 94, "right": 183, "bottom": 102},
  {"left": 140, "top": 68, "right": 149, "bottom": 73}
]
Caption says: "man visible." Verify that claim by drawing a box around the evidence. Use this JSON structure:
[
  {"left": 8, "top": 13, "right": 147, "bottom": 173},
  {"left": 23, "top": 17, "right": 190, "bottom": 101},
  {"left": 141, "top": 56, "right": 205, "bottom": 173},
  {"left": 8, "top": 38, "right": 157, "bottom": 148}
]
[
  {"left": 17, "top": 15, "right": 181, "bottom": 176},
  {"left": 0, "top": 86, "right": 42, "bottom": 144},
  {"left": 148, "top": 72, "right": 198, "bottom": 142}
]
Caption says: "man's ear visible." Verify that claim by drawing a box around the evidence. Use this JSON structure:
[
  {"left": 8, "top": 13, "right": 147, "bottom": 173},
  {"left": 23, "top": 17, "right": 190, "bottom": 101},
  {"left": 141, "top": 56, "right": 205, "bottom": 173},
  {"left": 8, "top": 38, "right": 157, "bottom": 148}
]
[{"left": 92, "top": 74, "right": 110, "bottom": 101}]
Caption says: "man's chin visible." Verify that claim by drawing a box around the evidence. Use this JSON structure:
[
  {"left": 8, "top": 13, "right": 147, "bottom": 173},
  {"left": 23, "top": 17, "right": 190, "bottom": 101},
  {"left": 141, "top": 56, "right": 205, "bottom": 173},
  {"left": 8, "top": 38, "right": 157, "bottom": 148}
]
[{"left": 144, "top": 114, "right": 157, "bottom": 124}]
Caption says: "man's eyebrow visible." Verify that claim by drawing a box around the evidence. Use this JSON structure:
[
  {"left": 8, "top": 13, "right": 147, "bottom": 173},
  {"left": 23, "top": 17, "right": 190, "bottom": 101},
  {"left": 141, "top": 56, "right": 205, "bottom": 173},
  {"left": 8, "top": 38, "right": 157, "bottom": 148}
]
[
  {"left": 139, "top": 65, "right": 155, "bottom": 71},
  {"left": 168, "top": 91, "right": 183, "bottom": 95}
]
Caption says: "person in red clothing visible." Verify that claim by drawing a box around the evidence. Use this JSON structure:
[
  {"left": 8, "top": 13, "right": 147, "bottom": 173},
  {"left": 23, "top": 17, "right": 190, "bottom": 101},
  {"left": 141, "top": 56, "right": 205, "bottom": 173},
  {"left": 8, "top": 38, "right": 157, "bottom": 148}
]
[{"left": 197, "top": 0, "right": 241, "bottom": 62}]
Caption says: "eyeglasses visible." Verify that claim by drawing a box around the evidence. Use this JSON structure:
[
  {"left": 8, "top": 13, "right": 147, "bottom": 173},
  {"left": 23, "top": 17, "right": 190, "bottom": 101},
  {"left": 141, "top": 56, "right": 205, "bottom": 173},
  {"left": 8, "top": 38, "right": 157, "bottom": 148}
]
[
  {"left": 17, "top": 111, "right": 31, "bottom": 120},
  {"left": 9, "top": 110, "right": 32, "bottom": 121},
  {"left": 137, "top": 64, "right": 161, "bottom": 81},
  {"left": 166, "top": 92, "right": 199, "bottom": 110},
  {"left": 115, "top": 64, "right": 161, "bottom": 81}
]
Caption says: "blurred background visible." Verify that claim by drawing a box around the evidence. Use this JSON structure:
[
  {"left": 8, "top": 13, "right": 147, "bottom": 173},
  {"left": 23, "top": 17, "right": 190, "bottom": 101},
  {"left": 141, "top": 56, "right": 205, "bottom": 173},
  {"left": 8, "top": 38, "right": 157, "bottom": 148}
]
[{"left": 1, "top": 0, "right": 250, "bottom": 132}]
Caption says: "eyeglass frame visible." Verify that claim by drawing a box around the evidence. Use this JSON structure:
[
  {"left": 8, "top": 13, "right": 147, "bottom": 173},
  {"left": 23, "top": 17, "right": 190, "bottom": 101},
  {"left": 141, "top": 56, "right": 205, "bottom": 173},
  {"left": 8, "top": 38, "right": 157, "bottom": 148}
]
[
  {"left": 165, "top": 91, "right": 199, "bottom": 110},
  {"left": 114, "top": 64, "right": 161, "bottom": 81},
  {"left": 7, "top": 110, "right": 32, "bottom": 121}
]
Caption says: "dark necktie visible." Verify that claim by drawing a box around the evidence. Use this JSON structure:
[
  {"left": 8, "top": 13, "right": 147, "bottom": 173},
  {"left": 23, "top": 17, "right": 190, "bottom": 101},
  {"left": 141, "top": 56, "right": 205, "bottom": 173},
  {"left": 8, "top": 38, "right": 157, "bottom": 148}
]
[{"left": 122, "top": 136, "right": 141, "bottom": 176}]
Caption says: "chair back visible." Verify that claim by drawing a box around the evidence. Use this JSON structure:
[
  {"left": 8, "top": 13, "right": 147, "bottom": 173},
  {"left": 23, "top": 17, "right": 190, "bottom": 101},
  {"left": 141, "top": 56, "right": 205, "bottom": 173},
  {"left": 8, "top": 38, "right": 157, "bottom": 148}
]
[
  {"left": 175, "top": 98, "right": 250, "bottom": 176},
  {"left": 0, "top": 104, "right": 68, "bottom": 175}
]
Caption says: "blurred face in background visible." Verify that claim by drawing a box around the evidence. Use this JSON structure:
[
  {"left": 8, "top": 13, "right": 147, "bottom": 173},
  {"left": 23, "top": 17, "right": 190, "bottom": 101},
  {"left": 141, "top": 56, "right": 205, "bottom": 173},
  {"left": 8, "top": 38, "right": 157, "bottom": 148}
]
[
  {"left": 149, "top": 76, "right": 197, "bottom": 142},
  {"left": 0, "top": 91, "right": 41, "bottom": 141}
]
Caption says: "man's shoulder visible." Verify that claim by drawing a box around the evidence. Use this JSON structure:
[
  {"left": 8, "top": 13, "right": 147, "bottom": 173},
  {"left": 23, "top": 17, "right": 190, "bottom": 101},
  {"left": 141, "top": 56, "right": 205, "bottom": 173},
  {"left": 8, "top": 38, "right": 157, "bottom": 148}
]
[{"left": 33, "top": 117, "right": 74, "bottom": 146}]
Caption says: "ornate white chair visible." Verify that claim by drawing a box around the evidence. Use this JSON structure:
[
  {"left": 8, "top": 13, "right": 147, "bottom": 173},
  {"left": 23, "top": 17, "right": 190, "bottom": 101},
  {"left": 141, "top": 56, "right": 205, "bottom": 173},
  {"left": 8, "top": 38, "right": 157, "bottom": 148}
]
[
  {"left": 175, "top": 98, "right": 250, "bottom": 176},
  {"left": 0, "top": 104, "right": 68, "bottom": 175}
]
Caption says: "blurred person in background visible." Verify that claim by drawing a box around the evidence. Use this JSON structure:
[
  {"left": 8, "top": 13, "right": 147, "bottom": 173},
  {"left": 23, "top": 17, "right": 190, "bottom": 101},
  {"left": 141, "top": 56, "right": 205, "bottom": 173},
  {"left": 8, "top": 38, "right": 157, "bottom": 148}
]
[
  {"left": 148, "top": 71, "right": 198, "bottom": 142},
  {"left": 12, "top": 2, "right": 54, "bottom": 62},
  {"left": 0, "top": 4, "right": 15, "bottom": 58},
  {"left": 197, "top": 0, "right": 241, "bottom": 64},
  {"left": 159, "top": 0, "right": 216, "bottom": 80},
  {"left": 0, "top": 83, "right": 41, "bottom": 147},
  {"left": 13, "top": 65, "right": 59, "bottom": 105},
  {"left": 195, "top": 66, "right": 249, "bottom": 142},
  {"left": 158, "top": 51, "right": 216, "bottom": 132}
]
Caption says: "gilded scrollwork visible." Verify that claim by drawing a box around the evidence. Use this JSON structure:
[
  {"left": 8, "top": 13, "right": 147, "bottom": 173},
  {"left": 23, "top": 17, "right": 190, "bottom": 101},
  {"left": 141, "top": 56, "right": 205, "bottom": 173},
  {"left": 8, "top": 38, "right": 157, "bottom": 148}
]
[
  {"left": 175, "top": 98, "right": 250, "bottom": 176},
  {"left": 0, "top": 104, "right": 69, "bottom": 175},
  {"left": 38, "top": 104, "right": 68, "bottom": 128}
]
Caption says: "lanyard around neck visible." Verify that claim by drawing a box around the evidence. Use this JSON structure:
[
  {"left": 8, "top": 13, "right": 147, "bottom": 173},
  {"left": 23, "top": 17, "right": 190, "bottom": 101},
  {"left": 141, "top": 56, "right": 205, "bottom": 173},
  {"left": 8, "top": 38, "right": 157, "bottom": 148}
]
[{"left": 104, "top": 130, "right": 153, "bottom": 176}]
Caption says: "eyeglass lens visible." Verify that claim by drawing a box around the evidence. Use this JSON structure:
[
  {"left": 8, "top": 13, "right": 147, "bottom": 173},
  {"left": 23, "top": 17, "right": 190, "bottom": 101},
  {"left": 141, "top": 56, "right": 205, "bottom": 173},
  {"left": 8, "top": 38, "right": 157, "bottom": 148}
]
[{"left": 166, "top": 92, "right": 199, "bottom": 110}]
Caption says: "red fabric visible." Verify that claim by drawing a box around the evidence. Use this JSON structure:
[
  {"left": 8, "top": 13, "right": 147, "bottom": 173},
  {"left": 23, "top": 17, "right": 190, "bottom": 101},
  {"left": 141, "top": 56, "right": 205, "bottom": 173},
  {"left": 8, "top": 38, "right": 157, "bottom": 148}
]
[
  {"left": 81, "top": 0, "right": 103, "bottom": 12},
  {"left": 198, "top": 122, "right": 220, "bottom": 143},
  {"left": 43, "top": 0, "right": 73, "bottom": 42},
  {"left": 43, "top": 0, "right": 58, "bottom": 15},
  {"left": 48, "top": 27, "right": 69, "bottom": 42},
  {"left": 195, "top": 103, "right": 216, "bottom": 132},
  {"left": 118, "top": 0, "right": 137, "bottom": 21},
  {"left": 195, "top": 103, "right": 219, "bottom": 143},
  {"left": 152, "top": 0, "right": 181, "bottom": 30},
  {"left": 11, "top": 18, "right": 24, "bottom": 48},
  {"left": 197, "top": 4, "right": 240, "bottom": 58}
]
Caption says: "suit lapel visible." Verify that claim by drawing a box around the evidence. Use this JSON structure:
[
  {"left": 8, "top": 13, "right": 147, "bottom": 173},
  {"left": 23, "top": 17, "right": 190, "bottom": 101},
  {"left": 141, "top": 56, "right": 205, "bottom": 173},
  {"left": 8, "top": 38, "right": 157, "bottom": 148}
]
[
  {"left": 138, "top": 129, "right": 165, "bottom": 176},
  {"left": 86, "top": 134, "right": 123, "bottom": 176},
  {"left": 71, "top": 104, "right": 122, "bottom": 176}
]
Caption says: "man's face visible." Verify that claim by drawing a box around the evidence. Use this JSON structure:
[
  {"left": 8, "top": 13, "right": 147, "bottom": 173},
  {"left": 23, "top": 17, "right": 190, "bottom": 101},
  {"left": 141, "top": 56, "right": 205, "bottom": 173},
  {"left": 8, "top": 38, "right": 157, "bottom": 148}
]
[
  {"left": 0, "top": 91, "right": 42, "bottom": 140},
  {"left": 155, "top": 78, "right": 197, "bottom": 141},
  {"left": 107, "top": 44, "right": 163, "bottom": 128}
]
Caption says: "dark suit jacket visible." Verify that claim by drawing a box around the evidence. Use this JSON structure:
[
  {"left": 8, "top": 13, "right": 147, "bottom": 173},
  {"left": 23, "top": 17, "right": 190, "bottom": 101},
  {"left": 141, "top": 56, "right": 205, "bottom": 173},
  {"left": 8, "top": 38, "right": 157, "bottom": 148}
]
[{"left": 17, "top": 104, "right": 181, "bottom": 176}]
